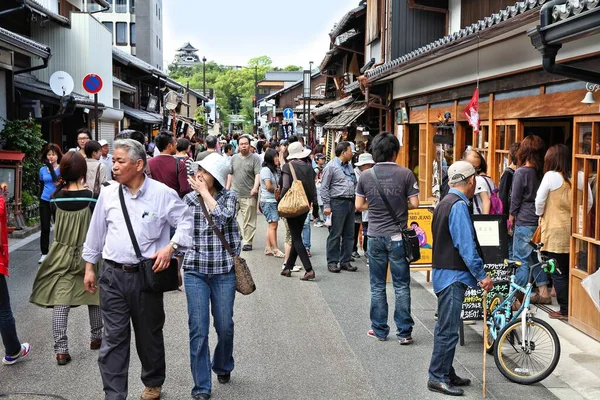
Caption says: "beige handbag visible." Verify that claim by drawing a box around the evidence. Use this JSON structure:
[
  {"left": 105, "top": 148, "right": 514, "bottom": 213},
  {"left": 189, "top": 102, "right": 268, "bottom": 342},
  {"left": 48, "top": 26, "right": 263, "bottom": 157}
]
[{"left": 278, "top": 162, "right": 310, "bottom": 218}]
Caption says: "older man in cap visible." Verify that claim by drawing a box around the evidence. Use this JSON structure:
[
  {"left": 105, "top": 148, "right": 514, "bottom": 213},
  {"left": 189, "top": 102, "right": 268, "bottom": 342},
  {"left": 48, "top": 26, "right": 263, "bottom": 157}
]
[
  {"left": 427, "top": 160, "right": 493, "bottom": 396},
  {"left": 98, "top": 139, "right": 113, "bottom": 181}
]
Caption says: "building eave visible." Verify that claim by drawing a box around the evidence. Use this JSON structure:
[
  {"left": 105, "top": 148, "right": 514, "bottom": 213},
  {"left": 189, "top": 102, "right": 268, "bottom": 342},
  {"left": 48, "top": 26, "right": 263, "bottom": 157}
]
[
  {"left": 0, "top": 26, "right": 51, "bottom": 60},
  {"left": 24, "top": 0, "right": 71, "bottom": 27}
]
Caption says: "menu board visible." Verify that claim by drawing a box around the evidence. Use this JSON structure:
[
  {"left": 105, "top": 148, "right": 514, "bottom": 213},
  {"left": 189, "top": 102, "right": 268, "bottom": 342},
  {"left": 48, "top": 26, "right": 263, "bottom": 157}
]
[
  {"left": 461, "top": 215, "right": 510, "bottom": 321},
  {"left": 407, "top": 205, "right": 434, "bottom": 268}
]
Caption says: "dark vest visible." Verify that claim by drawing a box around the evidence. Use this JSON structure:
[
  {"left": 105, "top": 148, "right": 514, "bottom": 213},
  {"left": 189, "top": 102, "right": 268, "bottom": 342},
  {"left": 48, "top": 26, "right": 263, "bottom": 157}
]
[{"left": 432, "top": 193, "right": 478, "bottom": 271}]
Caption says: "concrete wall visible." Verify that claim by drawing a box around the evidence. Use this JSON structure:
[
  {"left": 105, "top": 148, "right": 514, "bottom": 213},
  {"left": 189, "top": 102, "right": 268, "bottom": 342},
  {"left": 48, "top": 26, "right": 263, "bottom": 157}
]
[{"left": 32, "top": 13, "right": 114, "bottom": 106}]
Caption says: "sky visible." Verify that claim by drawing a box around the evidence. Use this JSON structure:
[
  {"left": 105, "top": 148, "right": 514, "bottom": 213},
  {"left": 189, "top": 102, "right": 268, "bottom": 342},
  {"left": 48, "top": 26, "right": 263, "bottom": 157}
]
[{"left": 163, "top": 0, "right": 359, "bottom": 69}]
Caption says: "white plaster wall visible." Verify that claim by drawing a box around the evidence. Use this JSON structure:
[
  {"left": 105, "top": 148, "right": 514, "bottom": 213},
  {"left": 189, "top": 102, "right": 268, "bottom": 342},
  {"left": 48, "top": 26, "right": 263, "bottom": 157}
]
[{"left": 448, "top": 0, "right": 462, "bottom": 34}]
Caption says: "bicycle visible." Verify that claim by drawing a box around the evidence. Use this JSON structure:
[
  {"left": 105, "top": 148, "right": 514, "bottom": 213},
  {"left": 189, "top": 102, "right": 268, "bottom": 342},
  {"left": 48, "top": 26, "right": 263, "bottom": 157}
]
[{"left": 484, "top": 241, "right": 562, "bottom": 384}]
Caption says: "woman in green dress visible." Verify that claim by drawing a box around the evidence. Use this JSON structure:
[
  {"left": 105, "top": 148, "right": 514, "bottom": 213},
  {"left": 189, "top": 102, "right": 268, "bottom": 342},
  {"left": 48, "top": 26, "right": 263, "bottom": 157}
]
[{"left": 30, "top": 151, "right": 102, "bottom": 365}]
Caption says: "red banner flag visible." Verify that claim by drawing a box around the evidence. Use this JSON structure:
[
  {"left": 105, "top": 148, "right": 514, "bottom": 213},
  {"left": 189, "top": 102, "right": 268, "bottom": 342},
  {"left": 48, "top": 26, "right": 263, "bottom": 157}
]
[{"left": 463, "top": 88, "right": 480, "bottom": 133}]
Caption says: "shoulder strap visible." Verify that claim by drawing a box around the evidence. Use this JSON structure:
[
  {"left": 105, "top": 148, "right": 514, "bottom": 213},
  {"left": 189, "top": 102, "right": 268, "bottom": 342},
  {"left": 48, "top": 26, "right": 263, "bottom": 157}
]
[
  {"left": 288, "top": 161, "right": 298, "bottom": 181},
  {"left": 198, "top": 197, "right": 236, "bottom": 257},
  {"left": 372, "top": 167, "right": 403, "bottom": 230},
  {"left": 118, "top": 184, "right": 143, "bottom": 260},
  {"left": 50, "top": 197, "right": 98, "bottom": 203}
]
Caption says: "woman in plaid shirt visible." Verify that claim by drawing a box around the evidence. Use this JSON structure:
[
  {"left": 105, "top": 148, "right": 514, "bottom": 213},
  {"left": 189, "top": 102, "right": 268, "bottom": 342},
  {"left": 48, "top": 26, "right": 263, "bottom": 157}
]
[{"left": 182, "top": 152, "right": 241, "bottom": 400}]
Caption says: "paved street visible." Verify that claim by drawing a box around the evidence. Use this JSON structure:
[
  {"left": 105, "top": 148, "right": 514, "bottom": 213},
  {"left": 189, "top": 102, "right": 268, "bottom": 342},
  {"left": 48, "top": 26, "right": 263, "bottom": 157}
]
[{"left": 1, "top": 219, "right": 562, "bottom": 400}]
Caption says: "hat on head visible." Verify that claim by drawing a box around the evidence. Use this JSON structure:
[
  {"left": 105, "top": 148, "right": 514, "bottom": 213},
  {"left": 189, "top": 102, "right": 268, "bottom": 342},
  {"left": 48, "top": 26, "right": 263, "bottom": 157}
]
[
  {"left": 447, "top": 161, "right": 476, "bottom": 185},
  {"left": 286, "top": 142, "right": 312, "bottom": 160},
  {"left": 355, "top": 153, "right": 375, "bottom": 167},
  {"left": 98, "top": 139, "right": 108, "bottom": 147},
  {"left": 195, "top": 152, "right": 231, "bottom": 188},
  {"left": 349, "top": 142, "right": 357, "bottom": 154},
  {"left": 315, "top": 153, "right": 326, "bottom": 160},
  {"left": 250, "top": 140, "right": 257, "bottom": 149}
]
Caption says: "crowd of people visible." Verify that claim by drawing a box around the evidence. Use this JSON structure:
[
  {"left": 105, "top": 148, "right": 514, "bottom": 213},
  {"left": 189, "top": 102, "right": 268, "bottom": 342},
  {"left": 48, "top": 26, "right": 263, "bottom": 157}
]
[{"left": 0, "top": 126, "right": 596, "bottom": 399}]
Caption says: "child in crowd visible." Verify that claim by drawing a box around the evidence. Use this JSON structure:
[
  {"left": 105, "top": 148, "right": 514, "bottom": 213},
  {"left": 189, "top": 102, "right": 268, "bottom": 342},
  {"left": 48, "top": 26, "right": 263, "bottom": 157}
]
[{"left": 314, "top": 153, "right": 327, "bottom": 227}]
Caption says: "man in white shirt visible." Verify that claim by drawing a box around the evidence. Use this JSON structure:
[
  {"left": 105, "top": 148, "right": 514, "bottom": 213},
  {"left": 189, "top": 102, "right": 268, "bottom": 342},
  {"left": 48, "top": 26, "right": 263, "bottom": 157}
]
[{"left": 98, "top": 139, "right": 113, "bottom": 181}]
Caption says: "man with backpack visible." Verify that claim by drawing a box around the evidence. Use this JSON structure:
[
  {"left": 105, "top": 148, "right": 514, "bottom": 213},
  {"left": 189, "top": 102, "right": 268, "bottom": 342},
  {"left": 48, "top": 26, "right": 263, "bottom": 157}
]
[{"left": 148, "top": 132, "right": 191, "bottom": 199}]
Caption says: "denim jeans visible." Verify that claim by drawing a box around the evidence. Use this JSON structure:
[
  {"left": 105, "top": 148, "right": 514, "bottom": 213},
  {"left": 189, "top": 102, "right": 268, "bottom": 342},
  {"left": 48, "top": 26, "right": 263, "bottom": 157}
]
[
  {"left": 513, "top": 225, "right": 548, "bottom": 287},
  {"left": 428, "top": 281, "right": 467, "bottom": 384},
  {"left": 368, "top": 237, "right": 414, "bottom": 339},
  {"left": 302, "top": 212, "right": 311, "bottom": 250},
  {"left": 326, "top": 198, "right": 354, "bottom": 266},
  {"left": 184, "top": 269, "right": 236, "bottom": 396},
  {"left": 0, "top": 274, "right": 21, "bottom": 357}
]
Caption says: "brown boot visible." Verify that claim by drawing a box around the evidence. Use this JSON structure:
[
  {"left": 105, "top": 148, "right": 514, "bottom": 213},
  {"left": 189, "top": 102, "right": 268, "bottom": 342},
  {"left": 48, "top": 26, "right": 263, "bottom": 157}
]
[
  {"left": 140, "top": 386, "right": 161, "bottom": 400},
  {"left": 90, "top": 338, "right": 102, "bottom": 350},
  {"left": 56, "top": 353, "right": 71, "bottom": 366}
]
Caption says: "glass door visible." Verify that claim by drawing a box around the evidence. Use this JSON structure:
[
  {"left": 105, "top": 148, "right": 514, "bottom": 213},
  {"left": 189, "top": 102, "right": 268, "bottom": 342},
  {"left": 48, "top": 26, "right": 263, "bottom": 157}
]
[{"left": 493, "top": 120, "right": 522, "bottom": 184}]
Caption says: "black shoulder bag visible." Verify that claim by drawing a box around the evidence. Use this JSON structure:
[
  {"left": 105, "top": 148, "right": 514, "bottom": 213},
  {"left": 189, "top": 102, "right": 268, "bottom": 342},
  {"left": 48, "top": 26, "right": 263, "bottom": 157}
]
[
  {"left": 371, "top": 167, "right": 421, "bottom": 264},
  {"left": 119, "top": 184, "right": 179, "bottom": 292}
]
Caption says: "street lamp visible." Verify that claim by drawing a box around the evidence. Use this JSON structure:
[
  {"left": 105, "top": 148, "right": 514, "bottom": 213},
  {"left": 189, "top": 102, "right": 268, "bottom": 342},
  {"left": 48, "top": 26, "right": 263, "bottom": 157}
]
[
  {"left": 202, "top": 56, "right": 207, "bottom": 96},
  {"left": 308, "top": 61, "right": 313, "bottom": 147}
]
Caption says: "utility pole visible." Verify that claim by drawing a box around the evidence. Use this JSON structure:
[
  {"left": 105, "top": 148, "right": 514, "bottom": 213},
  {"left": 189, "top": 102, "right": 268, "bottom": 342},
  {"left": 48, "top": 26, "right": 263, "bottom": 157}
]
[
  {"left": 202, "top": 56, "right": 207, "bottom": 135},
  {"left": 308, "top": 61, "right": 313, "bottom": 147},
  {"left": 254, "top": 64, "right": 258, "bottom": 136}
]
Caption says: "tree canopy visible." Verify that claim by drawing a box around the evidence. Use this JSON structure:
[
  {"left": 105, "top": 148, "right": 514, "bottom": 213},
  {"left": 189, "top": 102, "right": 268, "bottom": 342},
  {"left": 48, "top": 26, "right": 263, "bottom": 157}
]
[{"left": 169, "top": 56, "right": 303, "bottom": 130}]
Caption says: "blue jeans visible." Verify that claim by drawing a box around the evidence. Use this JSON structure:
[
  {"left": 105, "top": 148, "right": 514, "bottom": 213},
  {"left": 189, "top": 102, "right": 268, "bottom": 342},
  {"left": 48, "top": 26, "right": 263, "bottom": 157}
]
[
  {"left": 184, "top": 269, "right": 236, "bottom": 396},
  {"left": 302, "top": 212, "right": 311, "bottom": 250},
  {"left": 428, "top": 281, "right": 467, "bottom": 383},
  {"left": 326, "top": 198, "right": 354, "bottom": 266},
  {"left": 513, "top": 225, "right": 548, "bottom": 287},
  {"left": 368, "top": 237, "right": 414, "bottom": 339},
  {"left": 0, "top": 274, "right": 21, "bottom": 357}
]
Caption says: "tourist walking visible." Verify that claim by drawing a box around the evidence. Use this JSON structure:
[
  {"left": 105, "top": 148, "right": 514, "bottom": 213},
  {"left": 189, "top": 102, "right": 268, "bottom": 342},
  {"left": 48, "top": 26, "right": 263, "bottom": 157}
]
[
  {"left": 70, "top": 128, "right": 91, "bottom": 156},
  {"left": 427, "top": 161, "right": 493, "bottom": 396},
  {"left": 98, "top": 140, "right": 113, "bottom": 181},
  {"left": 175, "top": 137, "right": 195, "bottom": 177},
  {"left": 320, "top": 141, "right": 357, "bottom": 273},
  {"left": 196, "top": 135, "right": 219, "bottom": 161},
  {"left": 84, "top": 140, "right": 107, "bottom": 194},
  {"left": 30, "top": 151, "right": 102, "bottom": 365},
  {"left": 82, "top": 139, "right": 193, "bottom": 400},
  {"left": 355, "top": 133, "right": 419, "bottom": 344},
  {"left": 182, "top": 153, "right": 241, "bottom": 400},
  {"left": 313, "top": 153, "right": 326, "bottom": 226},
  {"left": 148, "top": 132, "right": 191, "bottom": 198},
  {"left": 280, "top": 142, "right": 317, "bottom": 280},
  {"left": 38, "top": 143, "right": 62, "bottom": 264},
  {"left": 228, "top": 135, "right": 261, "bottom": 251},
  {"left": 1, "top": 192, "right": 31, "bottom": 366},
  {"left": 510, "top": 135, "right": 550, "bottom": 303},
  {"left": 260, "top": 149, "right": 284, "bottom": 258}
]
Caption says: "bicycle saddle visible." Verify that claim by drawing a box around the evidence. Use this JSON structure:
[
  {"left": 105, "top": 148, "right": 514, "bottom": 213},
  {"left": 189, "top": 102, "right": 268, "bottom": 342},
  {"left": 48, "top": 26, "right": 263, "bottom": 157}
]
[{"left": 504, "top": 259, "right": 522, "bottom": 267}]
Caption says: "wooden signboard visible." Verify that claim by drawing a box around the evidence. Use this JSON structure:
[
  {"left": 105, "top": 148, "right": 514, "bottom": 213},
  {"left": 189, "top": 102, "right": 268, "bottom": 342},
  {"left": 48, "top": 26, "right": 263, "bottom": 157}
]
[{"left": 461, "top": 215, "right": 510, "bottom": 321}]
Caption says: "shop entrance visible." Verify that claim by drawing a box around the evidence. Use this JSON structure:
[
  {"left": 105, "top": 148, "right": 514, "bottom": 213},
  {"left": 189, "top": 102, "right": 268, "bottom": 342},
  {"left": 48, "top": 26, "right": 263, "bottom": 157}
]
[{"left": 523, "top": 119, "right": 573, "bottom": 150}]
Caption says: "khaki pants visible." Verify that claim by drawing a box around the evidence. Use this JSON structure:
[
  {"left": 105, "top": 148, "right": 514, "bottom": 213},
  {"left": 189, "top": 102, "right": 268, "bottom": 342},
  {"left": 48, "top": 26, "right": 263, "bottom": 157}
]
[{"left": 237, "top": 196, "right": 258, "bottom": 246}]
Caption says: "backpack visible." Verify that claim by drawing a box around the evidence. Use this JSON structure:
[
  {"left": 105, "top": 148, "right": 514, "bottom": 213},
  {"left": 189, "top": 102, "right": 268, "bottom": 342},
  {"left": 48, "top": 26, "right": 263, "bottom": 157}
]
[{"left": 475, "top": 176, "right": 503, "bottom": 215}]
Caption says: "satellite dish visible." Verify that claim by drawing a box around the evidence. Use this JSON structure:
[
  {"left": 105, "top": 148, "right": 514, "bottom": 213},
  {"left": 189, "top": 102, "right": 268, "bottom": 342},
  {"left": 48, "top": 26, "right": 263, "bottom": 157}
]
[{"left": 50, "top": 71, "right": 74, "bottom": 96}]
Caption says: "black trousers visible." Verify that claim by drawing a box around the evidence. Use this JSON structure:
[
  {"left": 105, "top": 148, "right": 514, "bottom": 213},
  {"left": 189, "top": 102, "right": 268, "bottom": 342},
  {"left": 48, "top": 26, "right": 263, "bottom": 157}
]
[
  {"left": 98, "top": 261, "right": 166, "bottom": 400},
  {"left": 39, "top": 200, "right": 53, "bottom": 255},
  {"left": 353, "top": 222, "right": 361, "bottom": 253},
  {"left": 544, "top": 252, "right": 570, "bottom": 315},
  {"left": 284, "top": 213, "right": 313, "bottom": 273}
]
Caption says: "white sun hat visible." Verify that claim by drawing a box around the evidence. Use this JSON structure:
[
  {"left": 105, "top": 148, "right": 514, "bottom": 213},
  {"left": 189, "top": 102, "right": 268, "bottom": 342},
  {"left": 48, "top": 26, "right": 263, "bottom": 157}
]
[
  {"left": 354, "top": 153, "right": 375, "bottom": 167},
  {"left": 286, "top": 141, "right": 312, "bottom": 160},
  {"left": 195, "top": 152, "right": 231, "bottom": 188}
]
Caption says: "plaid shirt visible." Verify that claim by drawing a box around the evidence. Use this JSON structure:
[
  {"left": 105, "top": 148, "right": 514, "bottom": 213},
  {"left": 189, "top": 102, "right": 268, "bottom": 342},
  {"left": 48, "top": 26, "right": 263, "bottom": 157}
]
[{"left": 182, "top": 189, "right": 241, "bottom": 274}]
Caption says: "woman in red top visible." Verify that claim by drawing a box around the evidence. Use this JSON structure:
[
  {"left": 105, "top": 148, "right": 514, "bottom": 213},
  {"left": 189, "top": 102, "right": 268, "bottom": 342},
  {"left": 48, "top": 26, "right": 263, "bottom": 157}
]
[{"left": 0, "top": 194, "right": 31, "bottom": 365}]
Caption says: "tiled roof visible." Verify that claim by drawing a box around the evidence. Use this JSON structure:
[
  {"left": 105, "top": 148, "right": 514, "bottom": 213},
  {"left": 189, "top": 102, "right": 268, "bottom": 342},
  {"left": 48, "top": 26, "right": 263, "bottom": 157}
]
[
  {"left": 177, "top": 42, "right": 198, "bottom": 52},
  {"left": 312, "top": 96, "right": 355, "bottom": 117},
  {"left": 329, "top": 3, "right": 367, "bottom": 41},
  {"left": 343, "top": 80, "right": 360, "bottom": 94},
  {"left": 261, "top": 71, "right": 321, "bottom": 102},
  {"left": 112, "top": 47, "right": 166, "bottom": 77},
  {"left": 323, "top": 101, "right": 367, "bottom": 129},
  {"left": 112, "top": 76, "right": 136, "bottom": 93},
  {"left": 14, "top": 74, "right": 104, "bottom": 107},
  {"left": 366, "top": 0, "right": 545, "bottom": 83},
  {"left": 551, "top": 0, "right": 600, "bottom": 22},
  {"left": 263, "top": 71, "right": 305, "bottom": 82},
  {"left": 320, "top": 30, "right": 362, "bottom": 72},
  {"left": 0, "top": 27, "right": 51, "bottom": 59}
]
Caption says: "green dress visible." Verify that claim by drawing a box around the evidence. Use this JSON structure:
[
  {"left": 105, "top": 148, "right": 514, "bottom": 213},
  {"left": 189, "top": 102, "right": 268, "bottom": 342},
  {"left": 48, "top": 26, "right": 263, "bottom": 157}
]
[{"left": 30, "top": 200, "right": 99, "bottom": 307}]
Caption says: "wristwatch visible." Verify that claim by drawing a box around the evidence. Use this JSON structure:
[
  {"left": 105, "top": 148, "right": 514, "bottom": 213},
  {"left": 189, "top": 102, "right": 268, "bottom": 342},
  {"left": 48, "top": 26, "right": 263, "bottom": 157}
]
[{"left": 170, "top": 241, "right": 179, "bottom": 251}]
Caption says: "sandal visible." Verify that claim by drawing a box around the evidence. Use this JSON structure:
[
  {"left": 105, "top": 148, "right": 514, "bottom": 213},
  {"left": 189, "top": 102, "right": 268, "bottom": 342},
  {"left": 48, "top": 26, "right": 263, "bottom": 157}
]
[
  {"left": 530, "top": 293, "right": 552, "bottom": 305},
  {"left": 264, "top": 248, "right": 274, "bottom": 256},
  {"left": 272, "top": 250, "right": 285, "bottom": 258}
]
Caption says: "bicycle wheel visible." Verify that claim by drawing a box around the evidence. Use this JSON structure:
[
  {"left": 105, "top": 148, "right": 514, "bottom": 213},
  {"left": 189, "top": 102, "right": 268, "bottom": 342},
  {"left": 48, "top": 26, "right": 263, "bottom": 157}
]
[
  {"left": 485, "top": 295, "right": 504, "bottom": 354},
  {"left": 494, "top": 317, "right": 561, "bottom": 384}
]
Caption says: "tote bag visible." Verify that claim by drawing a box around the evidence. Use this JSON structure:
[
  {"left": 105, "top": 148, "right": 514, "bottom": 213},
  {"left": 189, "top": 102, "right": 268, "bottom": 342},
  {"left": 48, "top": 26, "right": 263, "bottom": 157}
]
[{"left": 278, "top": 162, "right": 310, "bottom": 218}]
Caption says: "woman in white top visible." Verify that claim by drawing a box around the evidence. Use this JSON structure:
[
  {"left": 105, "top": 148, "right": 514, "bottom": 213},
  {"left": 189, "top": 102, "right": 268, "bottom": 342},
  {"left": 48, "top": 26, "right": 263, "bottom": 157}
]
[{"left": 535, "top": 144, "right": 593, "bottom": 319}]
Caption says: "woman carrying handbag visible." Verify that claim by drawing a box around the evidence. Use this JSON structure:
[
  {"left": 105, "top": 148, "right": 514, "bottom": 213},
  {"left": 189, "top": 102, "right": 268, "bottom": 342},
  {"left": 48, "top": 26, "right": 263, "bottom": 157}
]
[
  {"left": 279, "top": 142, "right": 317, "bottom": 280},
  {"left": 182, "top": 152, "right": 242, "bottom": 400}
]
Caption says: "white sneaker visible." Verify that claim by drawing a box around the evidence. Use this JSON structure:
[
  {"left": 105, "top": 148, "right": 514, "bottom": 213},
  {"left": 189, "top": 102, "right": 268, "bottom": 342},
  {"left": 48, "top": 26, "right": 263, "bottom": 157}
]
[
  {"left": 38, "top": 254, "right": 47, "bottom": 264},
  {"left": 282, "top": 264, "right": 302, "bottom": 272}
]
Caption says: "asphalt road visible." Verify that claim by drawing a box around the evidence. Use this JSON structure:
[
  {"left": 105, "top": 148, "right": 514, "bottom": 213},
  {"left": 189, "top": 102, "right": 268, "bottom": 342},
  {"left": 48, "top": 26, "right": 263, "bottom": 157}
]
[{"left": 0, "top": 218, "right": 558, "bottom": 400}]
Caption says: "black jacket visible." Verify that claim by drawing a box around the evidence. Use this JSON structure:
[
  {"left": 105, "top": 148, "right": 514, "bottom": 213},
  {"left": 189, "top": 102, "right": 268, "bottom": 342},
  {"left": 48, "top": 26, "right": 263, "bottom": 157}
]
[{"left": 280, "top": 159, "right": 317, "bottom": 205}]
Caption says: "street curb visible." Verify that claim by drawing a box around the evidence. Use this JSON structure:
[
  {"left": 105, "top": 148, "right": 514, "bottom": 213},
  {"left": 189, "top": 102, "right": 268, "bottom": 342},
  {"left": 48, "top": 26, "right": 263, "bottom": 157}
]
[{"left": 9, "top": 224, "right": 41, "bottom": 239}]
